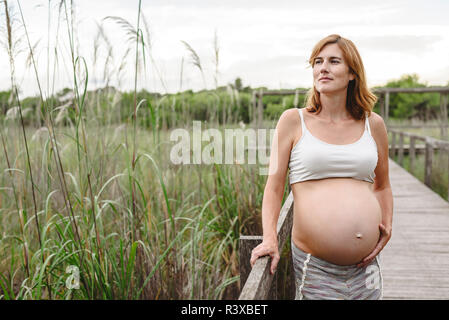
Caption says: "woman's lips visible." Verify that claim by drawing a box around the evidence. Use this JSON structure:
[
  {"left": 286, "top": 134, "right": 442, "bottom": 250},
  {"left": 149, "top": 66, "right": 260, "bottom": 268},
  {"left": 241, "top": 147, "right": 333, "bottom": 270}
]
[{"left": 319, "top": 78, "right": 332, "bottom": 81}]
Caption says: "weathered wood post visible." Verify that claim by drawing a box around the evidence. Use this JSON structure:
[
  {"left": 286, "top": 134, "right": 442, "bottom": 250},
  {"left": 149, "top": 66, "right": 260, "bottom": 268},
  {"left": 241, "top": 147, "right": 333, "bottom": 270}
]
[
  {"left": 379, "top": 93, "right": 385, "bottom": 119},
  {"left": 257, "top": 89, "right": 264, "bottom": 128},
  {"left": 424, "top": 138, "right": 434, "bottom": 188},
  {"left": 440, "top": 92, "right": 448, "bottom": 140},
  {"left": 447, "top": 145, "right": 449, "bottom": 201},
  {"left": 409, "top": 136, "right": 416, "bottom": 174},
  {"left": 251, "top": 90, "right": 256, "bottom": 126},
  {"left": 385, "top": 91, "right": 390, "bottom": 126},
  {"left": 390, "top": 131, "right": 397, "bottom": 159},
  {"left": 398, "top": 132, "right": 404, "bottom": 166}
]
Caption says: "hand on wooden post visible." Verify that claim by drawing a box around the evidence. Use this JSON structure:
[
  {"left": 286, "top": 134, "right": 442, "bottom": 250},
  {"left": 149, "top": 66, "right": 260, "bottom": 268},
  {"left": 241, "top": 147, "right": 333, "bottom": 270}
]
[{"left": 250, "top": 240, "right": 280, "bottom": 275}]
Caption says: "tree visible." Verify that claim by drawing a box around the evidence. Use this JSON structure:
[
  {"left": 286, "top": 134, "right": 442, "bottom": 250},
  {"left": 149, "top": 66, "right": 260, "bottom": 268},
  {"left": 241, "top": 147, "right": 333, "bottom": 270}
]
[
  {"left": 385, "top": 74, "right": 439, "bottom": 120},
  {"left": 234, "top": 77, "right": 243, "bottom": 91}
]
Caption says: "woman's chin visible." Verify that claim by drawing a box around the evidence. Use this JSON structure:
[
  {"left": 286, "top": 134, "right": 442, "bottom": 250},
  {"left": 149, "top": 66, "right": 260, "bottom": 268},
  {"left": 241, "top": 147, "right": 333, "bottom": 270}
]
[{"left": 316, "top": 86, "right": 347, "bottom": 95}]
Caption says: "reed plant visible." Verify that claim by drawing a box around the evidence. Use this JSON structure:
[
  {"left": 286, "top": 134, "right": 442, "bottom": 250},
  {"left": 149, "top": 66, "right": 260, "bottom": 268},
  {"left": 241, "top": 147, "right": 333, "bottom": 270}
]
[{"left": 0, "top": 0, "right": 269, "bottom": 300}]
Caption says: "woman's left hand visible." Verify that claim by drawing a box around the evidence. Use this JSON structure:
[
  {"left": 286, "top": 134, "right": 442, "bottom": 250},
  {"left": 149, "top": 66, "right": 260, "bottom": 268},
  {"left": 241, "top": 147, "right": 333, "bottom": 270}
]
[{"left": 357, "top": 223, "right": 392, "bottom": 268}]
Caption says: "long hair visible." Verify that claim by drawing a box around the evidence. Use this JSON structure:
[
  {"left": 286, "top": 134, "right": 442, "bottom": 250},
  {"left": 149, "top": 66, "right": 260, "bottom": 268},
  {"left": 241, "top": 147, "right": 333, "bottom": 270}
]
[{"left": 304, "top": 34, "right": 377, "bottom": 120}]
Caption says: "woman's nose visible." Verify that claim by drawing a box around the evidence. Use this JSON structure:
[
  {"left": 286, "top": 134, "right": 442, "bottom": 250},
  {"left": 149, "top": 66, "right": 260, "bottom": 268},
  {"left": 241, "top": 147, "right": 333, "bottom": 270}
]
[{"left": 319, "top": 60, "right": 329, "bottom": 72}]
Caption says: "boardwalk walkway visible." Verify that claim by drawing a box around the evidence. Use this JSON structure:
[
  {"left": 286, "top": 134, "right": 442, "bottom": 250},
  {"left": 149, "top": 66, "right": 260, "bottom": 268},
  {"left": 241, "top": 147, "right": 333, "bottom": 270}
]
[{"left": 381, "top": 159, "right": 449, "bottom": 299}]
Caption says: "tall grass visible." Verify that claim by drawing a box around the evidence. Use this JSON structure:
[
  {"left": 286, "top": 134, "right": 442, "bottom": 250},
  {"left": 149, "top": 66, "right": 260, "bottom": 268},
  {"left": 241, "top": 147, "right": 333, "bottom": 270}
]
[
  {"left": 1, "top": 122, "right": 269, "bottom": 298},
  {"left": 0, "top": 0, "right": 269, "bottom": 300}
]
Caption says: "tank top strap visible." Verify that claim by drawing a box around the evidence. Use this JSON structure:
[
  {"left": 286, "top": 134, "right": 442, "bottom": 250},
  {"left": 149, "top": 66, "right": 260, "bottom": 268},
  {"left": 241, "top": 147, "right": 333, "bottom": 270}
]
[
  {"left": 365, "top": 112, "right": 372, "bottom": 135},
  {"left": 298, "top": 108, "right": 308, "bottom": 134}
]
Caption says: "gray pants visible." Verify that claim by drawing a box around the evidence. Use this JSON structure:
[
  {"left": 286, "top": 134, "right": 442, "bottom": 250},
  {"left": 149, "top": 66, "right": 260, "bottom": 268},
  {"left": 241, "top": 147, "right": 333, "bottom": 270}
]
[{"left": 291, "top": 239, "right": 383, "bottom": 300}]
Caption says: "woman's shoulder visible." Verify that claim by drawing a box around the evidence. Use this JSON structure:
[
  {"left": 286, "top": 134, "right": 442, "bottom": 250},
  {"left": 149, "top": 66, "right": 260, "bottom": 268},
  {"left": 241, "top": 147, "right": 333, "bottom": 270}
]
[
  {"left": 275, "top": 108, "right": 302, "bottom": 138},
  {"left": 278, "top": 108, "right": 302, "bottom": 127},
  {"left": 367, "top": 111, "right": 386, "bottom": 128},
  {"left": 367, "top": 111, "right": 388, "bottom": 140},
  {"left": 280, "top": 107, "right": 310, "bottom": 119}
]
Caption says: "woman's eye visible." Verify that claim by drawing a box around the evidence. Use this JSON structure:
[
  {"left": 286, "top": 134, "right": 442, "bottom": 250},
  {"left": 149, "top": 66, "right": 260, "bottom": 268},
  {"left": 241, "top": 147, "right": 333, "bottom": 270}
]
[{"left": 331, "top": 60, "right": 339, "bottom": 64}]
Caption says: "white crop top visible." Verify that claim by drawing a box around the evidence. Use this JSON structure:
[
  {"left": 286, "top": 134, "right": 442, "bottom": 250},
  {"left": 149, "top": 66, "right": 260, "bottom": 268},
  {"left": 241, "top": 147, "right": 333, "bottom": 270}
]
[{"left": 288, "top": 108, "right": 378, "bottom": 185}]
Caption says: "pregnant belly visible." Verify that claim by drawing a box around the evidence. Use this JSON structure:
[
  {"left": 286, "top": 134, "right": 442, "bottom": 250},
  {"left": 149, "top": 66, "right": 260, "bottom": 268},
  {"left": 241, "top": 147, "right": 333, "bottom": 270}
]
[{"left": 291, "top": 178, "right": 382, "bottom": 266}]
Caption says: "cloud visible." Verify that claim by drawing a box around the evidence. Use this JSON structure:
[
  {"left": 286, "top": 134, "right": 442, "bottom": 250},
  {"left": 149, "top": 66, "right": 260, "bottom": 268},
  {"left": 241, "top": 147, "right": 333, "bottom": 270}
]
[
  {"left": 222, "top": 55, "right": 311, "bottom": 89},
  {"left": 355, "top": 35, "right": 442, "bottom": 55},
  {"left": 225, "top": 55, "right": 308, "bottom": 74},
  {"left": 1, "top": 0, "right": 449, "bottom": 97}
]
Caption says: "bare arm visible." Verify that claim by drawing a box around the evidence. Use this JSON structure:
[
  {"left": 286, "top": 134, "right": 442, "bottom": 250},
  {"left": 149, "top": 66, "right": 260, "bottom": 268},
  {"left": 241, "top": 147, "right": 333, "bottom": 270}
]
[
  {"left": 372, "top": 113, "right": 393, "bottom": 231},
  {"left": 250, "top": 109, "right": 298, "bottom": 274},
  {"left": 357, "top": 112, "right": 393, "bottom": 267}
]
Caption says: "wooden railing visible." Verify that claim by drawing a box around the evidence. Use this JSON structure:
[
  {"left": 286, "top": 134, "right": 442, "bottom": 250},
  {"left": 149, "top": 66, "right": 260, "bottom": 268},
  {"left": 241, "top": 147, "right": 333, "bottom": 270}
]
[
  {"left": 238, "top": 192, "right": 294, "bottom": 300},
  {"left": 251, "top": 87, "right": 449, "bottom": 139},
  {"left": 389, "top": 129, "right": 449, "bottom": 198}
]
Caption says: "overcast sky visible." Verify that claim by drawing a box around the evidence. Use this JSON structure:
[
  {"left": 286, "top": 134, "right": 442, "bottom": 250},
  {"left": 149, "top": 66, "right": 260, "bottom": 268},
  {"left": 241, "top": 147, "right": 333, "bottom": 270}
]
[{"left": 1, "top": 0, "right": 449, "bottom": 98}]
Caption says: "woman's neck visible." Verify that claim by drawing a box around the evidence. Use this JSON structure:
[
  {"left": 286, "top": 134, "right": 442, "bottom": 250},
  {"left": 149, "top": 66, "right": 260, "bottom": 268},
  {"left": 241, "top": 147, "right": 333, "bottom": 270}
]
[{"left": 318, "top": 91, "right": 349, "bottom": 121}]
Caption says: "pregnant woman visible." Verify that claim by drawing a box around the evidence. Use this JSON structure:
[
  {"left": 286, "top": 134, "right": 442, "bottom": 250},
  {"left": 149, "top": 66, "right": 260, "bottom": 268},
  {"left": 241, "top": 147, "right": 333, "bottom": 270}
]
[{"left": 250, "top": 34, "right": 393, "bottom": 300}]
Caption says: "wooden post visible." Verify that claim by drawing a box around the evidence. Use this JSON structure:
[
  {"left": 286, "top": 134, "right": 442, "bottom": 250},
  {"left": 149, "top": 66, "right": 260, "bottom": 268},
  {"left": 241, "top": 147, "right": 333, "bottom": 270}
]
[
  {"left": 379, "top": 93, "right": 385, "bottom": 119},
  {"left": 251, "top": 90, "right": 256, "bottom": 126},
  {"left": 440, "top": 92, "right": 448, "bottom": 140},
  {"left": 445, "top": 146, "right": 449, "bottom": 199},
  {"left": 385, "top": 91, "right": 390, "bottom": 126},
  {"left": 425, "top": 139, "right": 434, "bottom": 188},
  {"left": 398, "top": 132, "right": 404, "bottom": 166},
  {"left": 409, "top": 136, "right": 416, "bottom": 174},
  {"left": 257, "top": 89, "right": 264, "bottom": 128},
  {"left": 390, "top": 131, "right": 397, "bottom": 158}
]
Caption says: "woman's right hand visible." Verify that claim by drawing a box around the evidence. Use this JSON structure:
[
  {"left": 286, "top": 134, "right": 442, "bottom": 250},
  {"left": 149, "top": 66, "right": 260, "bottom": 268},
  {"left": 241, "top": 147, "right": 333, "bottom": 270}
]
[{"left": 250, "top": 240, "right": 280, "bottom": 275}]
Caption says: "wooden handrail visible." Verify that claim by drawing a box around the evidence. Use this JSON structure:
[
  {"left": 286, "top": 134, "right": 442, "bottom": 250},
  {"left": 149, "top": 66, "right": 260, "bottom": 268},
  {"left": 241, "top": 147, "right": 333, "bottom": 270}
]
[
  {"left": 388, "top": 128, "right": 449, "bottom": 198},
  {"left": 252, "top": 88, "right": 449, "bottom": 135},
  {"left": 253, "top": 87, "right": 449, "bottom": 97},
  {"left": 238, "top": 192, "right": 294, "bottom": 300}
]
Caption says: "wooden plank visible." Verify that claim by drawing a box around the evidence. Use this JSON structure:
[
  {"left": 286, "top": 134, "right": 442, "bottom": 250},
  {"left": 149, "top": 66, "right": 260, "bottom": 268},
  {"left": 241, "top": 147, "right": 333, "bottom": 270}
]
[{"left": 380, "top": 159, "right": 449, "bottom": 299}]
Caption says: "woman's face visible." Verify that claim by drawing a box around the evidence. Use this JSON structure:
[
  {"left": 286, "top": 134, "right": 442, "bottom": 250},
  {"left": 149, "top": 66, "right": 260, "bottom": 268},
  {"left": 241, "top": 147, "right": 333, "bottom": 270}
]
[{"left": 312, "top": 43, "right": 355, "bottom": 95}]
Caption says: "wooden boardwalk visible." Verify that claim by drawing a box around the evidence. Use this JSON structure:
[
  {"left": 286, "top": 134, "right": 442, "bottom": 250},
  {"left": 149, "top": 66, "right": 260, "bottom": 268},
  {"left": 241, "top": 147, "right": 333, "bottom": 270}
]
[{"left": 380, "top": 159, "right": 449, "bottom": 299}]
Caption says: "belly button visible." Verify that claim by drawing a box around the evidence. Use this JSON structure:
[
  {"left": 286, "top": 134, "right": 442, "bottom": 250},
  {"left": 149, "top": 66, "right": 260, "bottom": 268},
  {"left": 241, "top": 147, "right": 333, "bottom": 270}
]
[{"left": 356, "top": 232, "right": 363, "bottom": 239}]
